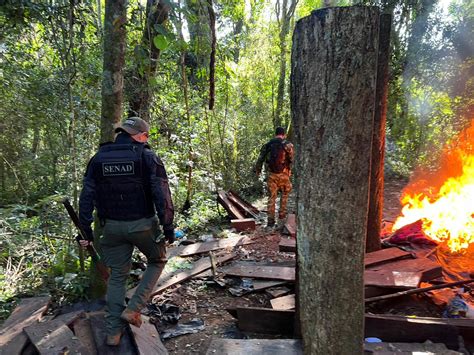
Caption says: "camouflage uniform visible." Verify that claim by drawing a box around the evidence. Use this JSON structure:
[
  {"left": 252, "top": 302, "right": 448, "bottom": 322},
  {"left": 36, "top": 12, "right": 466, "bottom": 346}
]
[{"left": 255, "top": 137, "right": 294, "bottom": 225}]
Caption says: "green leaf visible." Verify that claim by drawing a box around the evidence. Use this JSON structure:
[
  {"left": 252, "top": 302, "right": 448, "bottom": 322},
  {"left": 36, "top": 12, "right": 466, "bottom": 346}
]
[{"left": 153, "top": 35, "right": 169, "bottom": 50}]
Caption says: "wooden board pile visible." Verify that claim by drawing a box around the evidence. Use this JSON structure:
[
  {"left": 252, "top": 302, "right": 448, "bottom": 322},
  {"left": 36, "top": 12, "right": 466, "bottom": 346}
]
[
  {"left": 0, "top": 297, "right": 167, "bottom": 355},
  {"left": 216, "top": 245, "right": 474, "bottom": 354},
  {"left": 217, "top": 190, "right": 259, "bottom": 231},
  {"left": 0, "top": 235, "right": 256, "bottom": 355}
]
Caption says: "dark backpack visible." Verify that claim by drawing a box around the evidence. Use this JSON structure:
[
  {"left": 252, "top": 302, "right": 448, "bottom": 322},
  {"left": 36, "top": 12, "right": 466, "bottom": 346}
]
[{"left": 267, "top": 140, "right": 287, "bottom": 173}]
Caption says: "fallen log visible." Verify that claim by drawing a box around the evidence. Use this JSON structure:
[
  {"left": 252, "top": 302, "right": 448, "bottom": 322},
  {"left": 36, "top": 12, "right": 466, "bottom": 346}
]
[{"left": 365, "top": 278, "right": 474, "bottom": 303}]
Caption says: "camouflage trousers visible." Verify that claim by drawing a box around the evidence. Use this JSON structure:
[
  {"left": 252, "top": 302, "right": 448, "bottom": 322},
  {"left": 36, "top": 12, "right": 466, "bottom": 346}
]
[
  {"left": 267, "top": 172, "right": 292, "bottom": 223},
  {"left": 100, "top": 216, "right": 167, "bottom": 335}
]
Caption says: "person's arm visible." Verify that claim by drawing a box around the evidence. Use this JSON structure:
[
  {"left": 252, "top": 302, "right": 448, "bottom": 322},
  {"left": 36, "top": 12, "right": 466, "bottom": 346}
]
[
  {"left": 286, "top": 142, "right": 294, "bottom": 167},
  {"left": 79, "top": 157, "right": 96, "bottom": 242},
  {"left": 255, "top": 142, "right": 268, "bottom": 176},
  {"left": 144, "top": 149, "right": 175, "bottom": 241}
]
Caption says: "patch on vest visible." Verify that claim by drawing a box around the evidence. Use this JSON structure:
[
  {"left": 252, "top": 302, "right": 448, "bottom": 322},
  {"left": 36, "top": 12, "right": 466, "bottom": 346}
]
[{"left": 102, "top": 161, "right": 135, "bottom": 176}]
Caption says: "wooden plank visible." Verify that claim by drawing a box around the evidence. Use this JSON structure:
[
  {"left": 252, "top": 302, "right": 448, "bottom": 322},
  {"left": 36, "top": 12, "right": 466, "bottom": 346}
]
[
  {"left": 283, "top": 214, "right": 296, "bottom": 238},
  {"left": 270, "top": 294, "right": 295, "bottom": 310},
  {"left": 129, "top": 316, "right": 168, "bottom": 355},
  {"left": 24, "top": 319, "right": 87, "bottom": 355},
  {"left": 364, "top": 247, "right": 413, "bottom": 267},
  {"left": 279, "top": 238, "right": 296, "bottom": 252},
  {"left": 231, "top": 218, "right": 256, "bottom": 232},
  {"left": 206, "top": 339, "right": 302, "bottom": 355},
  {"left": 228, "top": 190, "right": 260, "bottom": 216},
  {"left": 89, "top": 313, "right": 137, "bottom": 355},
  {"left": 227, "top": 195, "right": 259, "bottom": 219},
  {"left": 266, "top": 286, "right": 291, "bottom": 298},
  {"left": 169, "top": 236, "right": 254, "bottom": 258},
  {"left": 364, "top": 270, "right": 421, "bottom": 288},
  {"left": 365, "top": 314, "right": 461, "bottom": 350},
  {"left": 0, "top": 296, "right": 50, "bottom": 355},
  {"left": 252, "top": 281, "right": 287, "bottom": 293},
  {"left": 53, "top": 310, "right": 85, "bottom": 325},
  {"left": 148, "top": 253, "right": 236, "bottom": 298},
  {"left": 73, "top": 318, "right": 98, "bottom": 355},
  {"left": 221, "top": 263, "right": 295, "bottom": 281},
  {"left": 366, "top": 257, "right": 442, "bottom": 282},
  {"left": 217, "top": 191, "right": 245, "bottom": 219}
]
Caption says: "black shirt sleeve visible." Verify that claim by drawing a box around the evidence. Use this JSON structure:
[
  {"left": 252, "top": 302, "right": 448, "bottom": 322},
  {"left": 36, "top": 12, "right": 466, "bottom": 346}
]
[
  {"left": 79, "top": 156, "right": 96, "bottom": 232},
  {"left": 143, "top": 148, "right": 175, "bottom": 231}
]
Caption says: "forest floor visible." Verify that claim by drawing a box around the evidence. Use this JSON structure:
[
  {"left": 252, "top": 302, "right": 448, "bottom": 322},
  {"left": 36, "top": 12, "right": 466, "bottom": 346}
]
[{"left": 155, "top": 177, "right": 419, "bottom": 354}]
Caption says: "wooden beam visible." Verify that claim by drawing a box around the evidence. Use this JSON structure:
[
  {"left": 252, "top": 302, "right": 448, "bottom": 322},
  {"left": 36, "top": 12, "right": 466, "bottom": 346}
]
[
  {"left": 73, "top": 318, "right": 98, "bottom": 355},
  {"left": 168, "top": 236, "right": 254, "bottom": 258},
  {"left": 279, "top": 238, "right": 296, "bottom": 252},
  {"left": 0, "top": 296, "right": 51, "bottom": 354},
  {"left": 270, "top": 294, "right": 296, "bottom": 310},
  {"left": 89, "top": 313, "right": 137, "bottom": 354},
  {"left": 129, "top": 316, "right": 168, "bottom": 355},
  {"left": 206, "top": 339, "right": 302, "bottom": 355},
  {"left": 221, "top": 263, "right": 295, "bottom": 281},
  {"left": 217, "top": 191, "right": 245, "bottom": 219},
  {"left": 24, "top": 318, "right": 88, "bottom": 355},
  {"left": 366, "top": 257, "right": 442, "bottom": 282},
  {"left": 228, "top": 190, "right": 260, "bottom": 216},
  {"left": 148, "top": 253, "right": 236, "bottom": 298},
  {"left": 283, "top": 214, "right": 296, "bottom": 238},
  {"left": 364, "top": 247, "right": 413, "bottom": 267},
  {"left": 365, "top": 314, "right": 460, "bottom": 350},
  {"left": 364, "top": 270, "right": 421, "bottom": 288},
  {"left": 231, "top": 218, "right": 256, "bottom": 232}
]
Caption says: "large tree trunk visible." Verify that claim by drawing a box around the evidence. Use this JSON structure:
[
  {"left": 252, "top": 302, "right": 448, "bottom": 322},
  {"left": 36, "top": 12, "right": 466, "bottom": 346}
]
[
  {"left": 100, "top": 0, "right": 127, "bottom": 143},
  {"left": 291, "top": 6, "right": 380, "bottom": 354},
  {"left": 366, "top": 14, "right": 391, "bottom": 252},
  {"left": 93, "top": 0, "right": 127, "bottom": 298}
]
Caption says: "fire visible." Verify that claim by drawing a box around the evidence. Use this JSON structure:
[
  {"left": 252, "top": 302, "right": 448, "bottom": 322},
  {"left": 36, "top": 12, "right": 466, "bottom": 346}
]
[{"left": 392, "top": 120, "right": 474, "bottom": 253}]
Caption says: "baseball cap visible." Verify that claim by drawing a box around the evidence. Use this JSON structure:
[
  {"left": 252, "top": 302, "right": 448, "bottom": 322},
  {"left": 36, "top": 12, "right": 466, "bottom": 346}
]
[{"left": 116, "top": 117, "right": 150, "bottom": 135}]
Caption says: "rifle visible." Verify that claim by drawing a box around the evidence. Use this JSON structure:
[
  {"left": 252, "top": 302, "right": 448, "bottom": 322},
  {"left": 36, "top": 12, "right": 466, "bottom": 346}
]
[{"left": 62, "top": 198, "right": 109, "bottom": 281}]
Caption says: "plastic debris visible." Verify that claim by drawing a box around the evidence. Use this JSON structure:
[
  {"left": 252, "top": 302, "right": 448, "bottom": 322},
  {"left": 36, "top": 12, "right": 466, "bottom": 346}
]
[{"left": 160, "top": 318, "right": 205, "bottom": 340}]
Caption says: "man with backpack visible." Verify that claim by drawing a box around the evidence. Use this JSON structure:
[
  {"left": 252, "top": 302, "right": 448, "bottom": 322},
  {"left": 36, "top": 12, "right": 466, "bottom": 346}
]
[
  {"left": 78, "top": 117, "right": 174, "bottom": 346},
  {"left": 255, "top": 126, "right": 294, "bottom": 227}
]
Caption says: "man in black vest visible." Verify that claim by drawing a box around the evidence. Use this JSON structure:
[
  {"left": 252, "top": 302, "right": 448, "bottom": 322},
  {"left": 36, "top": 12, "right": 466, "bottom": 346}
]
[
  {"left": 255, "top": 127, "right": 294, "bottom": 227},
  {"left": 79, "top": 117, "right": 174, "bottom": 346}
]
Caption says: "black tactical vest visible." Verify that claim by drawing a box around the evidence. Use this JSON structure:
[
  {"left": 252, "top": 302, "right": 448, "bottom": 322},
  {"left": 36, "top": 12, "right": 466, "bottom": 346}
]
[{"left": 92, "top": 143, "right": 155, "bottom": 221}]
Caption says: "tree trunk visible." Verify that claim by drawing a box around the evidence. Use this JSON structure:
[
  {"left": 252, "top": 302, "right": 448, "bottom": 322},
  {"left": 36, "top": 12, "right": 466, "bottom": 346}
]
[
  {"left": 291, "top": 6, "right": 380, "bottom": 354},
  {"left": 100, "top": 0, "right": 127, "bottom": 143},
  {"left": 366, "top": 14, "right": 391, "bottom": 253},
  {"left": 274, "top": 0, "right": 297, "bottom": 129},
  {"left": 92, "top": 0, "right": 127, "bottom": 298},
  {"left": 207, "top": 0, "right": 216, "bottom": 110},
  {"left": 127, "top": 0, "right": 170, "bottom": 120}
]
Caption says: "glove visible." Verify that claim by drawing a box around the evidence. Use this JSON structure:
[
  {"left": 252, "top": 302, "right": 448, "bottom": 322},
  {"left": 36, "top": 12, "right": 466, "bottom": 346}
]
[
  {"left": 81, "top": 226, "right": 94, "bottom": 242},
  {"left": 164, "top": 229, "right": 175, "bottom": 244}
]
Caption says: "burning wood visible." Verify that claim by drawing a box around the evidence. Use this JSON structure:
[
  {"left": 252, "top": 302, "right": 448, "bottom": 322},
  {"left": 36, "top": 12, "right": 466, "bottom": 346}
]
[{"left": 391, "top": 121, "right": 474, "bottom": 253}]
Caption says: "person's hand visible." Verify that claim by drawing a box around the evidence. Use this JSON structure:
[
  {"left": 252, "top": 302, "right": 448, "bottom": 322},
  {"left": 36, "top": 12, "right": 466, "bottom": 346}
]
[
  {"left": 78, "top": 239, "right": 92, "bottom": 249},
  {"left": 164, "top": 229, "right": 175, "bottom": 244}
]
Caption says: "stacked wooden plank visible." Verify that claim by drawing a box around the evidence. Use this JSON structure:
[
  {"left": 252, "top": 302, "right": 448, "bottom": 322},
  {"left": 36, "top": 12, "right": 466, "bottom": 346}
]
[
  {"left": 0, "top": 300, "right": 168, "bottom": 355},
  {"left": 217, "top": 190, "right": 259, "bottom": 231}
]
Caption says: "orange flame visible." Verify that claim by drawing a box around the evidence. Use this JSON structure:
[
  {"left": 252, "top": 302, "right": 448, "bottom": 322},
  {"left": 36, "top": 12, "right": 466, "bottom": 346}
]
[{"left": 392, "top": 120, "right": 474, "bottom": 253}]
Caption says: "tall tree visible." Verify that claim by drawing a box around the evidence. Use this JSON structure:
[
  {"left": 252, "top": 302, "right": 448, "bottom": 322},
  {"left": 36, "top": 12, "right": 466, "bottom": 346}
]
[
  {"left": 274, "top": 0, "right": 297, "bottom": 129},
  {"left": 292, "top": 6, "right": 380, "bottom": 353},
  {"left": 100, "top": 0, "right": 127, "bottom": 143}
]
